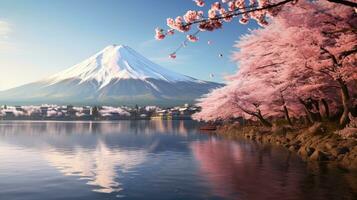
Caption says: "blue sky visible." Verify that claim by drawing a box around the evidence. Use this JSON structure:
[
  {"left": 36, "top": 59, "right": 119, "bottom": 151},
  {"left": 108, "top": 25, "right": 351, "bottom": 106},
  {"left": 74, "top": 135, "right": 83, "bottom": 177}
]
[{"left": 0, "top": 0, "right": 258, "bottom": 90}]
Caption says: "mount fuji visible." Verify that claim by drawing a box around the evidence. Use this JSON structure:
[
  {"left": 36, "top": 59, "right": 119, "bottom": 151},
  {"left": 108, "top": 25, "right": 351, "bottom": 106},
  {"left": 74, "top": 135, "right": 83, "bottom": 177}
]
[{"left": 0, "top": 45, "right": 222, "bottom": 106}]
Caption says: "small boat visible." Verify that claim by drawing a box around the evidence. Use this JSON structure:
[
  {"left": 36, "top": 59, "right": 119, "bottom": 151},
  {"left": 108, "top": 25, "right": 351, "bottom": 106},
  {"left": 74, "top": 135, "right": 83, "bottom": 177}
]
[{"left": 199, "top": 124, "right": 217, "bottom": 131}]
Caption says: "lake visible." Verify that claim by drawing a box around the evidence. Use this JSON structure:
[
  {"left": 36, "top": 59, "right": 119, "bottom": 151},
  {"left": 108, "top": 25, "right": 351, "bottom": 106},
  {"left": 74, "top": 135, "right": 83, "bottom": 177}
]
[{"left": 0, "top": 120, "right": 356, "bottom": 200}]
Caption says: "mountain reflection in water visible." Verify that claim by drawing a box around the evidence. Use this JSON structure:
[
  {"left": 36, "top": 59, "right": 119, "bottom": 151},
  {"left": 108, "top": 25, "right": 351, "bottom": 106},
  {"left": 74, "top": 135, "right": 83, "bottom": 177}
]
[
  {"left": 43, "top": 141, "right": 147, "bottom": 193},
  {"left": 0, "top": 120, "right": 195, "bottom": 196}
]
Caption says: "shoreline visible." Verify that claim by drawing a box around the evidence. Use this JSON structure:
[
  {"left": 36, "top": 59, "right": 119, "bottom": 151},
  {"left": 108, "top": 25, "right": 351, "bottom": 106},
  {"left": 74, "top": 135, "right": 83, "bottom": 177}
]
[
  {"left": 0, "top": 118, "right": 193, "bottom": 122},
  {"left": 217, "top": 123, "right": 357, "bottom": 171}
]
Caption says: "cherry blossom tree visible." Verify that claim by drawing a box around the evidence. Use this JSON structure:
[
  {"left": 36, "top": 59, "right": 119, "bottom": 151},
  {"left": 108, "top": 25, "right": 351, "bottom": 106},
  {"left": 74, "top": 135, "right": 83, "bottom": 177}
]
[
  {"left": 192, "top": 79, "right": 277, "bottom": 126},
  {"left": 194, "top": 74, "right": 292, "bottom": 127},
  {"left": 193, "top": 0, "right": 356, "bottom": 127},
  {"left": 276, "top": 0, "right": 357, "bottom": 126}
]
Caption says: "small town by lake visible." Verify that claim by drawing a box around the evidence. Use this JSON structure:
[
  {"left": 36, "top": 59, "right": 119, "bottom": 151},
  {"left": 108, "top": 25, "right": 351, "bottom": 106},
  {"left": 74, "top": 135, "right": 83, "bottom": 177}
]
[{"left": 0, "top": 104, "right": 198, "bottom": 120}]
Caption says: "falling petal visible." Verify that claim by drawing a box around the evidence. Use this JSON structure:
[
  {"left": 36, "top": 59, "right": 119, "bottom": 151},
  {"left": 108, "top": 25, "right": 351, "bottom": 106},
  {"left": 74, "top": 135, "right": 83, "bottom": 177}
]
[
  {"left": 169, "top": 53, "right": 177, "bottom": 59},
  {"left": 187, "top": 35, "right": 199, "bottom": 42}
]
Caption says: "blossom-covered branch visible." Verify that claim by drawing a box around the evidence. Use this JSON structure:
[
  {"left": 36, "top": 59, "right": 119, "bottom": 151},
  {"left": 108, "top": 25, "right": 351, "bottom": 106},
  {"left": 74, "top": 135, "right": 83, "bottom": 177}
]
[
  {"left": 155, "top": 0, "right": 357, "bottom": 58},
  {"left": 155, "top": 0, "right": 296, "bottom": 57}
]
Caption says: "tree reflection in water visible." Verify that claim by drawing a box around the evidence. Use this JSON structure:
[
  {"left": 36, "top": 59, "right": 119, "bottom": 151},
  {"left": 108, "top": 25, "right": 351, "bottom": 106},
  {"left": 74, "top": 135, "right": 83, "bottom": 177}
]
[{"left": 191, "top": 137, "right": 356, "bottom": 200}]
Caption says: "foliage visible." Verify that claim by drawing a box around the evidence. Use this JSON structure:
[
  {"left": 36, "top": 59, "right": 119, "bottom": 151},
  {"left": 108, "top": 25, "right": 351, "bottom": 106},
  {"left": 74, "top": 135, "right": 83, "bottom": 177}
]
[{"left": 193, "top": 0, "right": 357, "bottom": 127}]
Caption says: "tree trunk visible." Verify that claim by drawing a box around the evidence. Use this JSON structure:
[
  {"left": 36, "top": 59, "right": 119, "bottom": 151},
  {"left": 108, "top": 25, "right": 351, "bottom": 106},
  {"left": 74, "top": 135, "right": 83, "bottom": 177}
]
[
  {"left": 283, "top": 105, "right": 293, "bottom": 126},
  {"left": 280, "top": 92, "right": 292, "bottom": 126},
  {"left": 299, "top": 98, "right": 314, "bottom": 124},
  {"left": 238, "top": 105, "right": 272, "bottom": 127},
  {"left": 338, "top": 79, "right": 350, "bottom": 126},
  {"left": 304, "top": 116, "right": 310, "bottom": 125},
  {"left": 311, "top": 99, "right": 322, "bottom": 121},
  {"left": 321, "top": 98, "right": 330, "bottom": 119},
  {"left": 256, "top": 112, "right": 272, "bottom": 127}
]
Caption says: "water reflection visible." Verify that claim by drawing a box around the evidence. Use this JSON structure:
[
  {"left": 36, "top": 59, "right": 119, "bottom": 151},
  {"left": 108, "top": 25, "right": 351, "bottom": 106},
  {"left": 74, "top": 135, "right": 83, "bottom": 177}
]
[
  {"left": 0, "top": 120, "right": 191, "bottom": 136},
  {"left": 43, "top": 140, "right": 147, "bottom": 193},
  {"left": 191, "top": 137, "right": 357, "bottom": 200},
  {"left": 0, "top": 121, "right": 356, "bottom": 200},
  {"left": 0, "top": 120, "right": 195, "bottom": 196}
]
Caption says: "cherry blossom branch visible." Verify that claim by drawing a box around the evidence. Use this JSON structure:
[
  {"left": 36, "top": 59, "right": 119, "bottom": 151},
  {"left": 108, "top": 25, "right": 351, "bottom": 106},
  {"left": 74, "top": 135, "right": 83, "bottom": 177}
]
[
  {"left": 181, "top": 0, "right": 294, "bottom": 28},
  {"left": 156, "top": 0, "right": 357, "bottom": 58},
  {"left": 156, "top": 0, "right": 295, "bottom": 57}
]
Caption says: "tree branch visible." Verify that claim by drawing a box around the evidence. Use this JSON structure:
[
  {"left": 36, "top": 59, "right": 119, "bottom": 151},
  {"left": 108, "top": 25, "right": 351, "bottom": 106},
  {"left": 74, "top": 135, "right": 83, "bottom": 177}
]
[
  {"left": 338, "top": 46, "right": 357, "bottom": 60},
  {"left": 322, "top": 28, "right": 357, "bottom": 35},
  {"left": 320, "top": 46, "right": 341, "bottom": 70},
  {"left": 182, "top": 0, "right": 294, "bottom": 28},
  {"left": 256, "top": 62, "right": 286, "bottom": 70},
  {"left": 326, "top": 0, "right": 357, "bottom": 8}
]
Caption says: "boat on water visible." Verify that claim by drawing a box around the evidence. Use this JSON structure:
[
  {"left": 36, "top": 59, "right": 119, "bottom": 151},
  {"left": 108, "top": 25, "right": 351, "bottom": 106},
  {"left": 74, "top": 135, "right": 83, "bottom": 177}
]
[{"left": 199, "top": 124, "right": 217, "bottom": 131}]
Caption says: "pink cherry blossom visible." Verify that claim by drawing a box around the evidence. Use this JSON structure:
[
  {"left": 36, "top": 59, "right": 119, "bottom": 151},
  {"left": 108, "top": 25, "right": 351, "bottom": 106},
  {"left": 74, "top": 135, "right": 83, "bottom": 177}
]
[
  {"left": 227, "top": 1, "right": 235, "bottom": 11},
  {"left": 239, "top": 18, "right": 249, "bottom": 24},
  {"left": 187, "top": 34, "right": 199, "bottom": 42},
  {"left": 184, "top": 10, "right": 201, "bottom": 23},
  {"left": 208, "top": 9, "right": 217, "bottom": 19},
  {"left": 194, "top": 0, "right": 205, "bottom": 7},
  {"left": 219, "top": 8, "right": 233, "bottom": 22},
  {"left": 167, "top": 29, "right": 175, "bottom": 35},
  {"left": 211, "top": 2, "right": 221, "bottom": 11},
  {"left": 154, "top": 28, "right": 165, "bottom": 40},
  {"left": 166, "top": 18, "right": 175, "bottom": 28},
  {"left": 166, "top": 17, "right": 191, "bottom": 32},
  {"left": 234, "top": 0, "right": 245, "bottom": 8}
]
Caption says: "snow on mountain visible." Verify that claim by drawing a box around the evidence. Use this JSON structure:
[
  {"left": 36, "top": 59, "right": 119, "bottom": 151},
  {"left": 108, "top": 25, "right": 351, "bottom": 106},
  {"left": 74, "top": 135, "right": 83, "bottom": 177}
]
[
  {"left": 0, "top": 45, "right": 223, "bottom": 106},
  {"left": 45, "top": 45, "right": 195, "bottom": 89}
]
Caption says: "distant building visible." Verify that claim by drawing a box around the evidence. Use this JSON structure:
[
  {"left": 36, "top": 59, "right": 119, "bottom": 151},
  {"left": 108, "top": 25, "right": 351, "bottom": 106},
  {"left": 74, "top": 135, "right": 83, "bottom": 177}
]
[{"left": 40, "top": 106, "right": 49, "bottom": 116}]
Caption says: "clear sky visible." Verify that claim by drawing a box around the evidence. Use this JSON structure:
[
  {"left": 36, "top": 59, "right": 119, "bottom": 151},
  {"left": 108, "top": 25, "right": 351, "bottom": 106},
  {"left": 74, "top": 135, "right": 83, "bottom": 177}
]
[{"left": 0, "top": 0, "right": 258, "bottom": 90}]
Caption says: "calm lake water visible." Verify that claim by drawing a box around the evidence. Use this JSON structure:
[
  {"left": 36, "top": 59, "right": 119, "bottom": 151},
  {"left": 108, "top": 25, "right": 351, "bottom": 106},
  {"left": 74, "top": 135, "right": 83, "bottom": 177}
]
[{"left": 0, "top": 120, "right": 356, "bottom": 200}]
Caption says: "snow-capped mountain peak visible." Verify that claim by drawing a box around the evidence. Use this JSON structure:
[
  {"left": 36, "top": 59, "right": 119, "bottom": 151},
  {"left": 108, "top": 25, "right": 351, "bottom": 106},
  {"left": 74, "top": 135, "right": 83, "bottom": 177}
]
[
  {"left": 46, "top": 44, "right": 194, "bottom": 88},
  {"left": 0, "top": 45, "right": 222, "bottom": 106}
]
